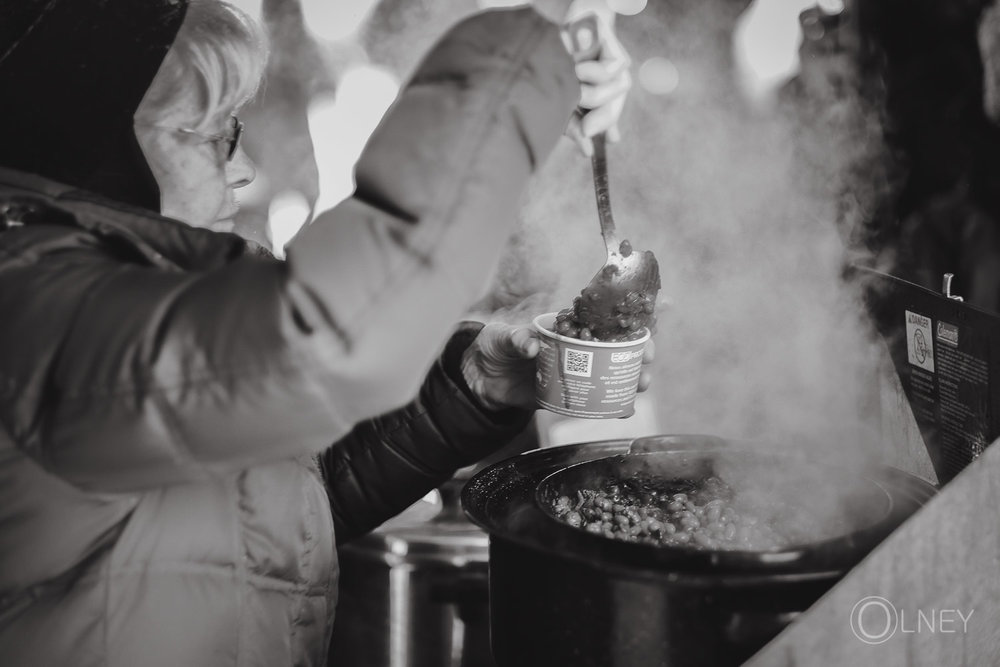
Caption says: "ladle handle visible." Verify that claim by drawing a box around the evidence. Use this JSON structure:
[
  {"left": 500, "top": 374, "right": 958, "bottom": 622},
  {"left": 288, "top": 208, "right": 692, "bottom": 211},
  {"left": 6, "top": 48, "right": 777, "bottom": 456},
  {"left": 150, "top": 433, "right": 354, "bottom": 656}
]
[
  {"left": 564, "top": 15, "right": 619, "bottom": 256},
  {"left": 591, "top": 132, "right": 619, "bottom": 255}
]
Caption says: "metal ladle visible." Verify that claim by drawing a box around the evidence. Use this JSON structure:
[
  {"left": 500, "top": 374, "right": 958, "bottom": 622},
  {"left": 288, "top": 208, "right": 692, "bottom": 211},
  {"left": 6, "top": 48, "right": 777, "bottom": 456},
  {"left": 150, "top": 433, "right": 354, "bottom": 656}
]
[
  {"left": 560, "top": 13, "right": 660, "bottom": 339},
  {"left": 570, "top": 132, "right": 660, "bottom": 339}
]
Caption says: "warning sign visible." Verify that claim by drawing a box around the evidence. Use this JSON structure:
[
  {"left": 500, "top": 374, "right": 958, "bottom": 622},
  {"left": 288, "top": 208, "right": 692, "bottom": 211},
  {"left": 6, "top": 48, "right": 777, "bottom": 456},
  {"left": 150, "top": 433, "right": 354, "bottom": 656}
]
[{"left": 906, "top": 310, "right": 935, "bottom": 373}]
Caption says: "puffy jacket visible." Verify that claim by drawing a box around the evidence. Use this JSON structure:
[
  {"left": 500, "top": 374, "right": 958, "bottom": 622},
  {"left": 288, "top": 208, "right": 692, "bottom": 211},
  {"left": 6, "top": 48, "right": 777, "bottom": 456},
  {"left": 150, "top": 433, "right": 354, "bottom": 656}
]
[{"left": 0, "top": 6, "right": 578, "bottom": 667}]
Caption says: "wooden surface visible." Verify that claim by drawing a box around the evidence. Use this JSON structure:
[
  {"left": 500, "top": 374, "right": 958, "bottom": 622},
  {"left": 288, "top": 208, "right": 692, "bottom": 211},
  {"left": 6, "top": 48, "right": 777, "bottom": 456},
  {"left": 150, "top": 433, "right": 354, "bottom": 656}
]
[{"left": 746, "top": 426, "right": 1000, "bottom": 665}]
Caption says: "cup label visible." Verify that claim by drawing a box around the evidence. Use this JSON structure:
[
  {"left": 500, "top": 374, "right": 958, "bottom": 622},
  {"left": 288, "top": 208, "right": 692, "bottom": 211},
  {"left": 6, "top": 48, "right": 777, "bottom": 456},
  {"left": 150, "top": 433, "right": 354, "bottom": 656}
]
[{"left": 535, "top": 335, "right": 646, "bottom": 419}]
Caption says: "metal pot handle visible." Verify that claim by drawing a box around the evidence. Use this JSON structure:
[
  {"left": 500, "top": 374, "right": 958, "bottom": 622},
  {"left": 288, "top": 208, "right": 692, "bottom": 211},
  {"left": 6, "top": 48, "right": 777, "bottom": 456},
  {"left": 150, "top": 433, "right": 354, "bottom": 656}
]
[{"left": 626, "top": 434, "right": 729, "bottom": 455}]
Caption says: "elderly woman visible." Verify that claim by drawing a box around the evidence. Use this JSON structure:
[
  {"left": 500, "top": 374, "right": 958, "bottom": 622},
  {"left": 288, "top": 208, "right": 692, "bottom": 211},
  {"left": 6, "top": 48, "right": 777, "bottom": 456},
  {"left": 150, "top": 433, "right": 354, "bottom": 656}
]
[{"left": 0, "top": 0, "right": 635, "bottom": 664}]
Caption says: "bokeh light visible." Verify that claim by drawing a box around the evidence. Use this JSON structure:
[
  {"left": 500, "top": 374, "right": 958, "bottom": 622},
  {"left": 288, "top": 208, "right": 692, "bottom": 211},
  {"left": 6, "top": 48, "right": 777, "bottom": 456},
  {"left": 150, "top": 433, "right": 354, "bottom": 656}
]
[
  {"left": 638, "top": 57, "right": 680, "bottom": 96},
  {"left": 817, "top": 0, "right": 845, "bottom": 14},
  {"left": 308, "top": 65, "right": 400, "bottom": 215},
  {"left": 607, "top": 0, "right": 648, "bottom": 16},
  {"left": 268, "top": 190, "right": 310, "bottom": 259},
  {"left": 733, "top": 0, "right": 817, "bottom": 104},
  {"left": 300, "top": 0, "right": 380, "bottom": 42}
]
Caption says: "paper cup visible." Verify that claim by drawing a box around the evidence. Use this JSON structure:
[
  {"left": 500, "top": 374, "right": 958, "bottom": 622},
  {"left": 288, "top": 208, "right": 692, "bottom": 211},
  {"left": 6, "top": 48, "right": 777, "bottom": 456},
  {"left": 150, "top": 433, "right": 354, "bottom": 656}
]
[{"left": 533, "top": 312, "right": 650, "bottom": 419}]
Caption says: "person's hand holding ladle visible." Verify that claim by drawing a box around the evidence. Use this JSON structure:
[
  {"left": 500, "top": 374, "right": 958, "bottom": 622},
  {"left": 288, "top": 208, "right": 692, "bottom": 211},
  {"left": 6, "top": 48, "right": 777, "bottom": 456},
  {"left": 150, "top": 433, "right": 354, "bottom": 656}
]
[{"left": 561, "top": 12, "right": 661, "bottom": 341}]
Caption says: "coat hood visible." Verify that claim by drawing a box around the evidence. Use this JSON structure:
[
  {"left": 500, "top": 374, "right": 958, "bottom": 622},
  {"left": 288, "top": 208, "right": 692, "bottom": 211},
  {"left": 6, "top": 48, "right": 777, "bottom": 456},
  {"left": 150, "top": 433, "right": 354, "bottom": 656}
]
[{"left": 0, "top": 0, "right": 188, "bottom": 211}]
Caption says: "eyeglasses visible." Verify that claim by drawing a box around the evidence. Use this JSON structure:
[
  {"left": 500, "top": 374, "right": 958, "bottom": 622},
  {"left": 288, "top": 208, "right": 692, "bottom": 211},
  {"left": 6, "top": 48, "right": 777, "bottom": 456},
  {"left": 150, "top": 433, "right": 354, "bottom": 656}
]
[{"left": 137, "top": 115, "right": 245, "bottom": 162}]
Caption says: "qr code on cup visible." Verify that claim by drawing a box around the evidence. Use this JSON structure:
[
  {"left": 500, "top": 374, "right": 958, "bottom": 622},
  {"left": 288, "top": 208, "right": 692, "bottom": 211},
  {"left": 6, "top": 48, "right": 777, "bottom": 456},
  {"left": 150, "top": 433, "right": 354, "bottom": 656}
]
[{"left": 563, "top": 348, "right": 593, "bottom": 377}]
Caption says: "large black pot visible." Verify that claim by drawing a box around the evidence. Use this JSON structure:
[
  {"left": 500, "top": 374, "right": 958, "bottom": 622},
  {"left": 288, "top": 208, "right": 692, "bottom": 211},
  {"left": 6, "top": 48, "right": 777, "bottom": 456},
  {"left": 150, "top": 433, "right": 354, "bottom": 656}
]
[{"left": 461, "top": 435, "right": 936, "bottom": 667}]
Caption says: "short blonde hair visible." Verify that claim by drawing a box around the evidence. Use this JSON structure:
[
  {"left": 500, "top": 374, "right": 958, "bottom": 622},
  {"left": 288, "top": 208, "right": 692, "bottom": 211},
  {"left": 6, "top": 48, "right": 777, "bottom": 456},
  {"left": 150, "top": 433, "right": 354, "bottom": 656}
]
[{"left": 138, "top": 0, "right": 267, "bottom": 130}]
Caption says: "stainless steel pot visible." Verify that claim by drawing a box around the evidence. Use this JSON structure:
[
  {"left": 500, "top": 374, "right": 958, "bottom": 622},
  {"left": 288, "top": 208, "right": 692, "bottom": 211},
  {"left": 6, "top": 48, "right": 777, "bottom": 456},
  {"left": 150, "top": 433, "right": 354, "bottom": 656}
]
[
  {"left": 461, "top": 435, "right": 937, "bottom": 667},
  {"left": 328, "top": 481, "right": 494, "bottom": 667}
]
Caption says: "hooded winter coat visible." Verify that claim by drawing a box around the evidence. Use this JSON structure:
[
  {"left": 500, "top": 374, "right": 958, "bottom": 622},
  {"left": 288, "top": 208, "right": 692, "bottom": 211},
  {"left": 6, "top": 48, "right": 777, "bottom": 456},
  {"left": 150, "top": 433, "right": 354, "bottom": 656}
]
[{"left": 0, "top": 1, "right": 578, "bottom": 665}]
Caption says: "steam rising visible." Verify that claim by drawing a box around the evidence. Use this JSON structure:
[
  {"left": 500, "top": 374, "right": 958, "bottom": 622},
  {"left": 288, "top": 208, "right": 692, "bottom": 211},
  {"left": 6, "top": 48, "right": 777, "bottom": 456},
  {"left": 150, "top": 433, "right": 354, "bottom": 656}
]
[
  {"left": 253, "top": 0, "right": 900, "bottom": 466},
  {"left": 477, "top": 0, "right": 894, "bottom": 464}
]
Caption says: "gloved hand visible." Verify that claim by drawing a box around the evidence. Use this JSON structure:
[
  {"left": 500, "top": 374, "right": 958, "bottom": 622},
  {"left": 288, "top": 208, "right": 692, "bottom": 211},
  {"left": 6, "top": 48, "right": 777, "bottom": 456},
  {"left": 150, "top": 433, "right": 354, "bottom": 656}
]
[
  {"left": 561, "top": 0, "right": 632, "bottom": 156},
  {"left": 461, "top": 322, "right": 655, "bottom": 411},
  {"left": 522, "top": 0, "right": 633, "bottom": 156}
]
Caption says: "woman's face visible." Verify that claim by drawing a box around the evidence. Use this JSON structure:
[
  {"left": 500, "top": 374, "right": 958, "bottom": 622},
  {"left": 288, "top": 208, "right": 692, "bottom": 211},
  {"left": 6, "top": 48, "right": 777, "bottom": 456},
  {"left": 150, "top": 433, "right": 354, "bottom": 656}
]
[{"left": 134, "top": 93, "right": 256, "bottom": 232}]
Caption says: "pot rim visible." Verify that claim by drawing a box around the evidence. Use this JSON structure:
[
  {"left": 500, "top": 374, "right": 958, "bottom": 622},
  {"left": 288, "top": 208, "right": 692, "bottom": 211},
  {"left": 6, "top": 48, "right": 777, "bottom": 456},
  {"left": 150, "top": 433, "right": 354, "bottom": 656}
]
[{"left": 461, "top": 436, "right": 937, "bottom": 577}]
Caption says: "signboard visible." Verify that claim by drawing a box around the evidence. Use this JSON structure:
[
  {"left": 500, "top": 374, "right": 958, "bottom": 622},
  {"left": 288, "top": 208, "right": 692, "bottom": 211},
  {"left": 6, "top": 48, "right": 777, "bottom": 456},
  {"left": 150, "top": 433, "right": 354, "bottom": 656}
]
[{"left": 856, "top": 266, "right": 1000, "bottom": 484}]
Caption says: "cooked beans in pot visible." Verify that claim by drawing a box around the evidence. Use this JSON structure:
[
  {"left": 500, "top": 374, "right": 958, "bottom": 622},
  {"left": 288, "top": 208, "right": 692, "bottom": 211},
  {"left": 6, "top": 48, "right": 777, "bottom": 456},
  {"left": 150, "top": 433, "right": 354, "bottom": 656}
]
[{"left": 551, "top": 477, "right": 786, "bottom": 551}]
